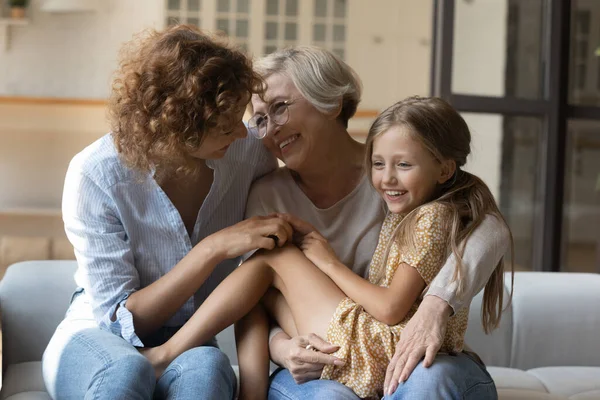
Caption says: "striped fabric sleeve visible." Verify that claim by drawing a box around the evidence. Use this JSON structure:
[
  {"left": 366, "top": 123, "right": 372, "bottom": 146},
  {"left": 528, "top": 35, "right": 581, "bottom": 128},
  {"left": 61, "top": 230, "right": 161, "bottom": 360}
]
[
  {"left": 240, "top": 181, "right": 270, "bottom": 264},
  {"left": 62, "top": 163, "right": 143, "bottom": 346},
  {"left": 252, "top": 142, "right": 278, "bottom": 182}
]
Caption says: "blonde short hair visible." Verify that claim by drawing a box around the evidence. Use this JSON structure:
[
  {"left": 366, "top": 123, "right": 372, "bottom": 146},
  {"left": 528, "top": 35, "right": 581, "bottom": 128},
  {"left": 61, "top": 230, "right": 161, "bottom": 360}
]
[{"left": 254, "top": 46, "right": 362, "bottom": 127}]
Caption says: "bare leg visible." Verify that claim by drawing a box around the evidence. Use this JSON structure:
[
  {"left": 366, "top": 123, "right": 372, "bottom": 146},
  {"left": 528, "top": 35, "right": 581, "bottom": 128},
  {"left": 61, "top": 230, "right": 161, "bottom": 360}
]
[
  {"left": 235, "top": 291, "right": 298, "bottom": 400},
  {"left": 141, "top": 245, "right": 345, "bottom": 379},
  {"left": 235, "top": 305, "right": 270, "bottom": 400},
  {"left": 261, "top": 245, "right": 346, "bottom": 338},
  {"left": 263, "top": 288, "right": 299, "bottom": 338}
]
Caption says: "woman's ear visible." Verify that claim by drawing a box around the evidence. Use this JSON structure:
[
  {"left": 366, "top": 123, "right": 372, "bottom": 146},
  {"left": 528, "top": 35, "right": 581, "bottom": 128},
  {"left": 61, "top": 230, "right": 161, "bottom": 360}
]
[
  {"left": 327, "top": 98, "right": 343, "bottom": 120},
  {"left": 438, "top": 159, "right": 457, "bottom": 184}
]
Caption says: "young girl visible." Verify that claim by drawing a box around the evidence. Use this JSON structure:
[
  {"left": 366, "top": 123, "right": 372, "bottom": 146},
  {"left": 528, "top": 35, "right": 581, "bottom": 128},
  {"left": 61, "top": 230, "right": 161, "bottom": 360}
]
[{"left": 141, "top": 96, "right": 513, "bottom": 399}]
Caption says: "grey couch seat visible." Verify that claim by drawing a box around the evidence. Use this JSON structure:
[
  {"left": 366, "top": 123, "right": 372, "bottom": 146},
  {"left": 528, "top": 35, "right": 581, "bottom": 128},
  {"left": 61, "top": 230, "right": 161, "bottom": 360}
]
[
  {"left": 464, "top": 272, "right": 600, "bottom": 399},
  {"left": 0, "top": 261, "right": 72, "bottom": 400},
  {"left": 2, "top": 261, "right": 600, "bottom": 400},
  {"left": 2, "top": 362, "right": 49, "bottom": 400},
  {"left": 0, "top": 261, "right": 238, "bottom": 400}
]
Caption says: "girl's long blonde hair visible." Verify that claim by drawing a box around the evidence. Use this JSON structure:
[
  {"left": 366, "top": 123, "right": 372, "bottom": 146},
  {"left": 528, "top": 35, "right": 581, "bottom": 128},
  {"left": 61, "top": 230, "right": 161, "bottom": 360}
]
[{"left": 366, "top": 96, "right": 514, "bottom": 334}]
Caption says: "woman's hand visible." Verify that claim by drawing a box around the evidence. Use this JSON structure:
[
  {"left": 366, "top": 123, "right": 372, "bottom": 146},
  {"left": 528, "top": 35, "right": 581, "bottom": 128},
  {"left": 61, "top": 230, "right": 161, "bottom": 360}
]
[
  {"left": 204, "top": 215, "right": 293, "bottom": 261},
  {"left": 271, "top": 213, "right": 317, "bottom": 244},
  {"left": 271, "top": 332, "right": 345, "bottom": 384},
  {"left": 383, "top": 295, "right": 451, "bottom": 396},
  {"left": 272, "top": 213, "right": 342, "bottom": 271},
  {"left": 299, "top": 231, "right": 340, "bottom": 273}
]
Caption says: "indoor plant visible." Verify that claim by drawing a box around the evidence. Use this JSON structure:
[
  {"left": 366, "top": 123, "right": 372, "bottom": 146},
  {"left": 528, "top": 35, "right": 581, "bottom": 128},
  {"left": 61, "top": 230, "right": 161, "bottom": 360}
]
[{"left": 8, "top": 0, "right": 28, "bottom": 19}]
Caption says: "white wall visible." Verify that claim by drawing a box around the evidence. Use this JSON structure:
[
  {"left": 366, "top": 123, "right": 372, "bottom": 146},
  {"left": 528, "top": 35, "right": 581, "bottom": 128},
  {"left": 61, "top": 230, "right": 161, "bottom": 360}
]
[
  {"left": 0, "top": 0, "right": 432, "bottom": 104},
  {"left": 347, "top": 0, "right": 431, "bottom": 111},
  {"left": 461, "top": 113, "right": 504, "bottom": 196},
  {"left": 0, "top": 0, "right": 164, "bottom": 98},
  {"left": 0, "top": 0, "right": 433, "bottom": 213},
  {"left": 0, "top": 102, "right": 108, "bottom": 210},
  {"left": 346, "top": 0, "right": 432, "bottom": 133},
  {"left": 453, "top": 0, "right": 507, "bottom": 98}
]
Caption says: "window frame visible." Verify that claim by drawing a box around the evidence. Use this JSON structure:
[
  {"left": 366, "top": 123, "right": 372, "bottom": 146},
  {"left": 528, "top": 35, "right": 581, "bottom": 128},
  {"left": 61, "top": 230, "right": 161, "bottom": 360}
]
[{"left": 431, "top": 0, "right": 576, "bottom": 272}]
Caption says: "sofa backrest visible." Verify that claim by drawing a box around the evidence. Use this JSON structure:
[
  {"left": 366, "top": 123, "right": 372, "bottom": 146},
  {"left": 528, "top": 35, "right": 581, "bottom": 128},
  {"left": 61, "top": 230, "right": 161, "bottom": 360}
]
[
  {"left": 0, "top": 260, "right": 77, "bottom": 368},
  {"left": 465, "top": 272, "right": 600, "bottom": 370}
]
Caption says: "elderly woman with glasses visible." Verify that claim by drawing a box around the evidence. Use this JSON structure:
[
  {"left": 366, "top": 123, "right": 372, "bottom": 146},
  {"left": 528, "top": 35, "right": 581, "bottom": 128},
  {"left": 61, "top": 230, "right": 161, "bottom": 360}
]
[{"left": 242, "top": 46, "right": 509, "bottom": 399}]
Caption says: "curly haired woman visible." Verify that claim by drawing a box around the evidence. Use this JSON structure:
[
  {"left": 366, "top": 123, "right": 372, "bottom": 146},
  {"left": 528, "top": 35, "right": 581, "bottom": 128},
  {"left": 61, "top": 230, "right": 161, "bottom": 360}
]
[{"left": 41, "top": 25, "right": 289, "bottom": 399}]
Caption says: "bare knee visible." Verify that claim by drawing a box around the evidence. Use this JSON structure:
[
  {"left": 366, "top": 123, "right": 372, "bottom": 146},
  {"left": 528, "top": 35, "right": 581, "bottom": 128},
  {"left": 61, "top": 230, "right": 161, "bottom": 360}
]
[
  {"left": 260, "top": 243, "right": 302, "bottom": 259},
  {"left": 249, "top": 244, "right": 304, "bottom": 281}
]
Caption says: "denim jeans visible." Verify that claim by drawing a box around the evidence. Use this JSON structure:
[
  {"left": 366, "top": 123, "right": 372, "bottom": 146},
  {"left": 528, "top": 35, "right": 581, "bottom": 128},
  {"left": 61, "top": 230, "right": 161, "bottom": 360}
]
[
  {"left": 42, "top": 296, "right": 236, "bottom": 400},
  {"left": 268, "top": 352, "right": 497, "bottom": 400}
]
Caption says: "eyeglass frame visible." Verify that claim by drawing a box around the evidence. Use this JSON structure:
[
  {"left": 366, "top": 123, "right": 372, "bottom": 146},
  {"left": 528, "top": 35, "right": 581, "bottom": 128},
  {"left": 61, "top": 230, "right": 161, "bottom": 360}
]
[{"left": 247, "top": 98, "right": 301, "bottom": 139}]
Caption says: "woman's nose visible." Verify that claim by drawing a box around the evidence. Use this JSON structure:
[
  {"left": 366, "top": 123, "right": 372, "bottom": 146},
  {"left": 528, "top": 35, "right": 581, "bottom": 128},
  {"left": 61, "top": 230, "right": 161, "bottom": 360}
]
[{"left": 265, "top": 119, "right": 281, "bottom": 138}]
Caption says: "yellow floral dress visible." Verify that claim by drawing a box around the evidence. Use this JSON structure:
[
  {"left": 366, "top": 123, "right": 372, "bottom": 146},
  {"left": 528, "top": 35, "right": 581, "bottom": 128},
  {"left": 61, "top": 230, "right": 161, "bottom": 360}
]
[{"left": 320, "top": 203, "right": 470, "bottom": 399}]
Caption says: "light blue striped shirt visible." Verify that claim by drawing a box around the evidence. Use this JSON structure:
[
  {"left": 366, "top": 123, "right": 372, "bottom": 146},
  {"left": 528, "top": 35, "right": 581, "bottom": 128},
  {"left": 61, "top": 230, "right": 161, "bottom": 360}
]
[{"left": 62, "top": 133, "right": 276, "bottom": 346}]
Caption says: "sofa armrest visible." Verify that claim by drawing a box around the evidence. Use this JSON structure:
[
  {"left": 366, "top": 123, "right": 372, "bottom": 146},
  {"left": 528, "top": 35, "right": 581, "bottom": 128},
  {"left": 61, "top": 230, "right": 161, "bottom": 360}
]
[{"left": 0, "top": 261, "right": 78, "bottom": 367}]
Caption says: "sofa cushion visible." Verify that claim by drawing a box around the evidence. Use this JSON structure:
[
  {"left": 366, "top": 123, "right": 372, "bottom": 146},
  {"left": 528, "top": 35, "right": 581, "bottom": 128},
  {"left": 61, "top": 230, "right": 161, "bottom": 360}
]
[
  {"left": 465, "top": 284, "right": 513, "bottom": 367},
  {"left": 489, "top": 366, "right": 600, "bottom": 400},
  {"left": 507, "top": 273, "right": 600, "bottom": 370},
  {"left": 488, "top": 367, "right": 548, "bottom": 392},
  {"left": 497, "top": 389, "right": 567, "bottom": 400},
  {"left": 571, "top": 391, "right": 600, "bottom": 400},
  {"left": 528, "top": 367, "right": 600, "bottom": 399},
  {"left": 0, "top": 362, "right": 45, "bottom": 400},
  {"left": 4, "top": 393, "right": 51, "bottom": 400},
  {"left": 468, "top": 273, "right": 600, "bottom": 370}
]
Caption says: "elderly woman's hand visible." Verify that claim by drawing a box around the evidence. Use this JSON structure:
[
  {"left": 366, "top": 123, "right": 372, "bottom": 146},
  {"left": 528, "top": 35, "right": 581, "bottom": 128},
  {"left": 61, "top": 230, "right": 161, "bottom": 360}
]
[
  {"left": 271, "top": 332, "right": 345, "bottom": 384},
  {"left": 383, "top": 295, "right": 451, "bottom": 396}
]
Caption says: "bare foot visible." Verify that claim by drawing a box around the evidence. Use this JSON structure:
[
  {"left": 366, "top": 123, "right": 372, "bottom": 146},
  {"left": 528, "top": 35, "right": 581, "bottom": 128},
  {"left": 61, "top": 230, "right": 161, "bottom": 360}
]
[{"left": 139, "top": 346, "right": 171, "bottom": 379}]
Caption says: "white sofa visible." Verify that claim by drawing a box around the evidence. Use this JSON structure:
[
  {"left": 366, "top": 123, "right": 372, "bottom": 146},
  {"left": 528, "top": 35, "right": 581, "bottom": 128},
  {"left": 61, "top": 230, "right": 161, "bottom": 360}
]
[
  {"left": 465, "top": 272, "right": 600, "bottom": 399},
  {"left": 0, "top": 261, "right": 599, "bottom": 399}
]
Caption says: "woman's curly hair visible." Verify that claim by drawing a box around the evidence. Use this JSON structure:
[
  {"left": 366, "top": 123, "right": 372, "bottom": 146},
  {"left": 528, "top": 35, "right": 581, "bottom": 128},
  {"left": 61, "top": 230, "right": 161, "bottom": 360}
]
[{"left": 108, "top": 24, "right": 262, "bottom": 177}]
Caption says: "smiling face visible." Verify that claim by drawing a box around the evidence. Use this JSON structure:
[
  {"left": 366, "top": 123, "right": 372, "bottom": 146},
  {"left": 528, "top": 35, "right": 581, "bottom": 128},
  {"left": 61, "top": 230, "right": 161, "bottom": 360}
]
[
  {"left": 370, "top": 125, "right": 453, "bottom": 214},
  {"left": 250, "top": 73, "right": 337, "bottom": 171},
  {"left": 188, "top": 99, "right": 249, "bottom": 160}
]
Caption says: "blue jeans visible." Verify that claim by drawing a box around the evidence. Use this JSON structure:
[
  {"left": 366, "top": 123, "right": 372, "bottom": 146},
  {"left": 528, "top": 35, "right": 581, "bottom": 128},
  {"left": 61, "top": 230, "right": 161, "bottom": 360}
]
[
  {"left": 268, "top": 352, "right": 497, "bottom": 400},
  {"left": 42, "top": 311, "right": 236, "bottom": 399}
]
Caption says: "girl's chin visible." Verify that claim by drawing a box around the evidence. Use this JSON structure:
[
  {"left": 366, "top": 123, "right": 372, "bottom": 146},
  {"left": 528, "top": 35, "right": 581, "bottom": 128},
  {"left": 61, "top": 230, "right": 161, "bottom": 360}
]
[
  {"left": 384, "top": 198, "right": 404, "bottom": 209},
  {"left": 388, "top": 207, "right": 406, "bottom": 214},
  {"left": 386, "top": 201, "right": 412, "bottom": 214}
]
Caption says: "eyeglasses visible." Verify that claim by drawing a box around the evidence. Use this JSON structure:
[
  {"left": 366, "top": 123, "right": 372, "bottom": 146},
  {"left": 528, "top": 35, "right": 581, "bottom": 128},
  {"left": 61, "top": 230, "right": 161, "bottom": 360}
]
[{"left": 247, "top": 99, "right": 299, "bottom": 139}]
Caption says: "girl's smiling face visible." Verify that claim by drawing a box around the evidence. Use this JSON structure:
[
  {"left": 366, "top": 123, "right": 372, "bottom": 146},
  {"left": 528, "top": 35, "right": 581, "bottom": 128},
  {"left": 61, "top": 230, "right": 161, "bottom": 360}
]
[{"left": 370, "top": 125, "right": 454, "bottom": 214}]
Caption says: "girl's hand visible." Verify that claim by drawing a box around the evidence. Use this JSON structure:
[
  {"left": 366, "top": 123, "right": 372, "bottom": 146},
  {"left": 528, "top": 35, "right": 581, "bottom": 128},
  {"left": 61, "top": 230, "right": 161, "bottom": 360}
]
[
  {"left": 299, "top": 231, "right": 340, "bottom": 273},
  {"left": 204, "top": 215, "right": 293, "bottom": 261}
]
